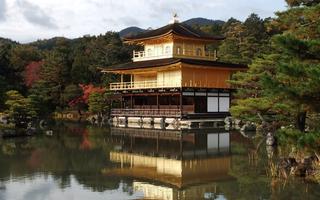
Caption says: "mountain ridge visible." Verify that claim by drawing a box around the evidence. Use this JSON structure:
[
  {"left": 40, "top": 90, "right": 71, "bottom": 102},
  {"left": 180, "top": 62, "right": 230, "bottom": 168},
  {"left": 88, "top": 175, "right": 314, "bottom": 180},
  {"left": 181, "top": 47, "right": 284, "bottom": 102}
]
[{"left": 119, "top": 17, "right": 225, "bottom": 38}]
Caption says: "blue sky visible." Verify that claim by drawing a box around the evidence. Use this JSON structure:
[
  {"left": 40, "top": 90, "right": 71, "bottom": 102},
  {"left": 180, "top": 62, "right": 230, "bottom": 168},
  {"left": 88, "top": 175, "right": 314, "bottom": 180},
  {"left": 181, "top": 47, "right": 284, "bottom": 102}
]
[{"left": 0, "top": 0, "right": 287, "bottom": 43}]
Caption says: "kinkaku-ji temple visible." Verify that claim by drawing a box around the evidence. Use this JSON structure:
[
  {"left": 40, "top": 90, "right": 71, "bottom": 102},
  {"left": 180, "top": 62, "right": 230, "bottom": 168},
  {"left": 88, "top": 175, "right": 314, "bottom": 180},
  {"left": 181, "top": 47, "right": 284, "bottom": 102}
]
[{"left": 102, "top": 15, "right": 247, "bottom": 126}]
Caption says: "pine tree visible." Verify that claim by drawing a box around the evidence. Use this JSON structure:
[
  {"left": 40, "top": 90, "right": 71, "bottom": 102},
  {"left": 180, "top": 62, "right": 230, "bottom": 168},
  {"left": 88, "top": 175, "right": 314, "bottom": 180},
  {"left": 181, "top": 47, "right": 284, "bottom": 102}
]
[
  {"left": 263, "top": 3, "right": 320, "bottom": 131},
  {"left": 4, "top": 90, "right": 38, "bottom": 127},
  {"left": 219, "top": 14, "right": 270, "bottom": 65},
  {"left": 231, "top": 1, "right": 320, "bottom": 132}
]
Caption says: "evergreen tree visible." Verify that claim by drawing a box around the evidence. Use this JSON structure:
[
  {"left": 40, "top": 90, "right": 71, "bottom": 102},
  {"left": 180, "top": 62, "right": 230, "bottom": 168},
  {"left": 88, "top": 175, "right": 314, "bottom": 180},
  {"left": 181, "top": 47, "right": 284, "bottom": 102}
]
[
  {"left": 4, "top": 90, "right": 38, "bottom": 127},
  {"left": 71, "top": 53, "right": 91, "bottom": 84},
  {"left": 263, "top": 3, "right": 320, "bottom": 131},
  {"left": 219, "top": 14, "right": 270, "bottom": 65},
  {"left": 286, "top": 0, "right": 320, "bottom": 6},
  {"left": 218, "top": 19, "right": 245, "bottom": 64},
  {"left": 231, "top": 1, "right": 320, "bottom": 132},
  {"left": 88, "top": 32, "right": 132, "bottom": 85},
  {"left": 0, "top": 43, "right": 12, "bottom": 108},
  {"left": 34, "top": 39, "right": 72, "bottom": 110},
  {"left": 88, "top": 92, "right": 110, "bottom": 119},
  {"left": 28, "top": 80, "right": 57, "bottom": 116},
  {"left": 62, "top": 84, "right": 83, "bottom": 107}
]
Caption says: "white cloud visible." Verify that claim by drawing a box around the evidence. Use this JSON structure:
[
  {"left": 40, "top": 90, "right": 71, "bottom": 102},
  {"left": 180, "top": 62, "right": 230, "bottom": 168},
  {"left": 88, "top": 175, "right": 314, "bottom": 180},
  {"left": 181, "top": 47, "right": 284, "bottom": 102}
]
[
  {"left": 0, "top": 0, "right": 287, "bottom": 43},
  {"left": 0, "top": 0, "right": 6, "bottom": 21},
  {"left": 17, "top": 0, "right": 58, "bottom": 29}
]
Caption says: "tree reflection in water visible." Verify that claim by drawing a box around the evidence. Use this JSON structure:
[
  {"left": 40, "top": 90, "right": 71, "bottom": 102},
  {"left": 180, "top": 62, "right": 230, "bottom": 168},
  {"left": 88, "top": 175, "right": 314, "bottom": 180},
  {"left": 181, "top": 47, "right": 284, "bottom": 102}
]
[{"left": 0, "top": 123, "right": 319, "bottom": 200}]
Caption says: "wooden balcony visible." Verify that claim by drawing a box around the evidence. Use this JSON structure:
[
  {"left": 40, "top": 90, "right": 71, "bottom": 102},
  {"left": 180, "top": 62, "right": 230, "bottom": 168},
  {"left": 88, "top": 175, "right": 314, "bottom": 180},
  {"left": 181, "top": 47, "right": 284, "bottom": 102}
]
[
  {"left": 109, "top": 80, "right": 180, "bottom": 91},
  {"left": 111, "top": 105, "right": 194, "bottom": 118},
  {"left": 133, "top": 50, "right": 171, "bottom": 62},
  {"left": 133, "top": 48, "right": 217, "bottom": 62},
  {"left": 111, "top": 108, "right": 182, "bottom": 118}
]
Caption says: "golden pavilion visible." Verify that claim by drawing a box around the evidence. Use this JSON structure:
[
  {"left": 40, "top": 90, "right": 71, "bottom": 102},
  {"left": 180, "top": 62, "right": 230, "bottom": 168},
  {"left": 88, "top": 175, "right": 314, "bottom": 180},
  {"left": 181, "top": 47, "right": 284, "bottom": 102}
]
[{"left": 102, "top": 16, "right": 247, "bottom": 122}]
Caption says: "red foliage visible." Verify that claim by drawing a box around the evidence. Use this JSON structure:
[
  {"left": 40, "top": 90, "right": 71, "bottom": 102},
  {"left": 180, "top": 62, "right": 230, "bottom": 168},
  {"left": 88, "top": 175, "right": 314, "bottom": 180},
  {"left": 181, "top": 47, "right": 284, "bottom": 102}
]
[
  {"left": 27, "top": 149, "right": 44, "bottom": 169},
  {"left": 67, "top": 126, "right": 93, "bottom": 150},
  {"left": 68, "top": 84, "right": 105, "bottom": 107},
  {"left": 24, "top": 61, "right": 43, "bottom": 87},
  {"left": 80, "top": 129, "right": 92, "bottom": 150}
]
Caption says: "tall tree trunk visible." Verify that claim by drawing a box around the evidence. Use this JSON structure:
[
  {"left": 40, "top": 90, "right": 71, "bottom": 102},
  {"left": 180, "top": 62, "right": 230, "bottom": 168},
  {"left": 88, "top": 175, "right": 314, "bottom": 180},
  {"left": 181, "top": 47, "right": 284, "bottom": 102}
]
[{"left": 296, "top": 111, "right": 307, "bottom": 132}]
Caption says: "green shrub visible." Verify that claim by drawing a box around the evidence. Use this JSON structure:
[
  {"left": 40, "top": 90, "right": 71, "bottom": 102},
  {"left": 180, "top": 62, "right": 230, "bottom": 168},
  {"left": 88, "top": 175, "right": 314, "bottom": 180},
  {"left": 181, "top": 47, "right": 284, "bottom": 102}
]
[{"left": 276, "top": 128, "right": 320, "bottom": 149}]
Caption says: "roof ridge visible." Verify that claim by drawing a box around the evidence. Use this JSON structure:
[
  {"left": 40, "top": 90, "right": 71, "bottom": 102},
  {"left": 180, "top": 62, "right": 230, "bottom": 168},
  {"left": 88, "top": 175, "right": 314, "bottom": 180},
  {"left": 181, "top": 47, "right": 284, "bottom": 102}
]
[
  {"left": 178, "top": 23, "right": 201, "bottom": 37},
  {"left": 123, "top": 22, "right": 224, "bottom": 42},
  {"left": 102, "top": 58, "right": 247, "bottom": 72}
]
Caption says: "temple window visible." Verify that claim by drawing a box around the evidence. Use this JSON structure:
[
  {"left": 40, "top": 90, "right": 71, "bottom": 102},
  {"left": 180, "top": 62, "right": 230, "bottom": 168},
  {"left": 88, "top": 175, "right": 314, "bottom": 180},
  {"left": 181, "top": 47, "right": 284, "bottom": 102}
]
[
  {"left": 165, "top": 46, "right": 171, "bottom": 55},
  {"left": 147, "top": 48, "right": 152, "bottom": 56},
  {"left": 176, "top": 46, "right": 182, "bottom": 55},
  {"left": 196, "top": 48, "right": 202, "bottom": 56}
]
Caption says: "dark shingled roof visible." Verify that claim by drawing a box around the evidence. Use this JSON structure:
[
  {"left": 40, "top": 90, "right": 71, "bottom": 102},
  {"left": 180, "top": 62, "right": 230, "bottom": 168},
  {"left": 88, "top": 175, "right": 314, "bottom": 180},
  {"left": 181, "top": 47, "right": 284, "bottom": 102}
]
[
  {"left": 123, "top": 23, "right": 225, "bottom": 42},
  {"left": 102, "top": 58, "right": 247, "bottom": 72}
]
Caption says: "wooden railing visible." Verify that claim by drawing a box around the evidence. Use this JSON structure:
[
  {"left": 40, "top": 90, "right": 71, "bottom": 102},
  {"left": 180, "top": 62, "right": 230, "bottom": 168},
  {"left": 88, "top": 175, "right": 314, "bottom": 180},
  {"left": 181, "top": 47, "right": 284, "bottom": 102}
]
[
  {"left": 111, "top": 108, "right": 182, "bottom": 117},
  {"left": 175, "top": 49, "right": 217, "bottom": 61},
  {"left": 133, "top": 50, "right": 171, "bottom": 61},
  {"left": 132, "top": 48, "right": 217, "bottom": 62},
  {"left": 110, "top": 80, "right": 180, "bottom": 90}
]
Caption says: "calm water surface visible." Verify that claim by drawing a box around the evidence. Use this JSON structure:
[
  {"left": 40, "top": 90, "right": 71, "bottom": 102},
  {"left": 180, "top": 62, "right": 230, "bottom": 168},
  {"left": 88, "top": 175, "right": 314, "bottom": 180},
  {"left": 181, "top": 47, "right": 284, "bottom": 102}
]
[{"left": 0, "top": 122, "right": 320, "bottom": 200}]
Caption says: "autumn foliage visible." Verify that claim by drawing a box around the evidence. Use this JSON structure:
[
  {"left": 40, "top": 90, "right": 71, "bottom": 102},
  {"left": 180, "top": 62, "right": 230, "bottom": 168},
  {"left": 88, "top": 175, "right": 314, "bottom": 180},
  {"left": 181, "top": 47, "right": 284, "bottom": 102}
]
[
  {"left": 68, "top": 84, "right": 105, "bottom": 107},
  {"left": 24, "top": 61, "right": 43, "bottom": 87}
]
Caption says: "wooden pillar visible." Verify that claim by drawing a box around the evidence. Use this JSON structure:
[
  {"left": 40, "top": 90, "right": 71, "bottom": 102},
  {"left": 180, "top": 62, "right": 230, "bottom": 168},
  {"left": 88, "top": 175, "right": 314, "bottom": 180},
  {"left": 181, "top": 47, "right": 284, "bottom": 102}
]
[
  {"left": 206, "top": 88, "right": 208, "bottom": 113},
  {"left": 193, "top": 135, "right": 196, "bottom": 158},
  {"left": 130, "top": 136, "right": 133, "bottom": 152},
  {"left": 228, "top": 132, "right": 231, "bottom": 154},
  {"left": 142, "top": 95, "right": 145, "bottom": 106},
  {"left": 130, "top": 95, "right": 133, "bottom": 109},
  {"left": 180, "top": 135, "right": 183, "bottom": 159},
  {"left": 156, "top": 132, "right": 159, "bottom": 154},
  {"left": 193, "top": 89, "right": 196, "bottom": 113},
  {"left": 157, "top": 94, "right": 159, "bottom": 110},
  {"left": 121, "top": 95, "right": 123, "bottom": 109},
  {"left": 214, "top": 49, "right": 217, "bottom": 60},
  {"left": 229, "top": 90, "right": 232, "bottom": 112},
  {"left": 180, "top": 91, "right": 183, "bottom": 114},
  {"left": 218, "top": 90, "right": 220, "bottom": 113},
  {"left": 218, "top": 133, "right": 220, "bottom": 154},
  {"left": 182, "top": 42, "right": 185, "bottom": 55}
]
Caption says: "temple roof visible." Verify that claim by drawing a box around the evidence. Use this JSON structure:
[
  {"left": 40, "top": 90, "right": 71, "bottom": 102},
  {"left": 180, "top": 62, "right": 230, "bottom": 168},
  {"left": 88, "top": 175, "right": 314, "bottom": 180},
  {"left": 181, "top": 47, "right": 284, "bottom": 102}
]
[
  {"left": 101, "top": 58, "right": 247, "bottom": 72},
  {"left": 123, "top": 23, "right": 225, "bottom": 43}
]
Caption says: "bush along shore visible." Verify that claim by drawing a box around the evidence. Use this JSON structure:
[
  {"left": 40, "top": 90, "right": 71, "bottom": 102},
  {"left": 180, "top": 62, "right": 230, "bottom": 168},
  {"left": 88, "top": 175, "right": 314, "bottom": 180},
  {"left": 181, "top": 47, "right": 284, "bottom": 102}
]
[
  {"left": 225, "top": 116, "right": 320, "bottom": 184},
  {"left": 0, "top": 113, "right": 53, "bottom": 138},
  {"left": 0, "top": 122, "right": 37, "bottom": 138},
  {"left": 268, "top": 148, "right": 320, "bottom": 184},
  {"left": 269, "top": 128, "right": 320, "bottom": 183}
]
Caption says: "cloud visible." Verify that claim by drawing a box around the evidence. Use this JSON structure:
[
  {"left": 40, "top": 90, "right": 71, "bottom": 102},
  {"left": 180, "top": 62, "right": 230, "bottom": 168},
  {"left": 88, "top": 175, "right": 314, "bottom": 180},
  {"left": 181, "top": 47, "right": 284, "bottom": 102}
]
[
  {"left": 0, "top": 0, "right": 6, "bottom": 21},
  {"left": 22, "top": 182, "right": 55, "bottom": 200},
  {"left": 16, "top": 0, "right": 58, "bottom": 29},
  {"left": 0, "top": 0, "right": 287, "bottom": 43},
  {"left": 118, "top": 17, "right": 140, "bottom": 27}
]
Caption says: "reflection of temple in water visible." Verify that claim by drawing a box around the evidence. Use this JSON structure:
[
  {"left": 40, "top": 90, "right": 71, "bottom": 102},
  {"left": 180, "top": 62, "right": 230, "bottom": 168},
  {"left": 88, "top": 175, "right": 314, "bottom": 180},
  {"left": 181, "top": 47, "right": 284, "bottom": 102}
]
[{"left": 104, "top": 127, "right": 233, "bottom": 200}]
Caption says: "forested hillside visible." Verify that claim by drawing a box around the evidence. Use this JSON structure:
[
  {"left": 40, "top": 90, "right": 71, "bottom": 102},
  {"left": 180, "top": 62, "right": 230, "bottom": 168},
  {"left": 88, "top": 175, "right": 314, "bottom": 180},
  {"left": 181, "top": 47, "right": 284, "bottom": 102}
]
[
  {"left": 0, "top": 13, "right": 282, "bottom": 122},
  {"left": 0, "top": 32, "right": 133, "bottom": 123}
]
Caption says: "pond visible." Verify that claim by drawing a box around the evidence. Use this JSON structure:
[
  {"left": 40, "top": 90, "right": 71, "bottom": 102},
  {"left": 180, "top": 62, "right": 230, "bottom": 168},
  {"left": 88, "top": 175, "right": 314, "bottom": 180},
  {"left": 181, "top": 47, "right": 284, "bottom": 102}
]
[{"left": 0, "top": 122, "right": 320, "bottom": 200}]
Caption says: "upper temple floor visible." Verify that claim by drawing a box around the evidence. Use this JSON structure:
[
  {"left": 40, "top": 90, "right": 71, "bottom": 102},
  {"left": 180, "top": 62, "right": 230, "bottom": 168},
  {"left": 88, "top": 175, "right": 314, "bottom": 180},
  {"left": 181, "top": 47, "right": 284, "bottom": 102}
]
[
  {"left": 123, "top": 22, "right": 224, "bottom": 62},
  {"left": 132, "top": 42, "right": 218, "bottom": 62}
]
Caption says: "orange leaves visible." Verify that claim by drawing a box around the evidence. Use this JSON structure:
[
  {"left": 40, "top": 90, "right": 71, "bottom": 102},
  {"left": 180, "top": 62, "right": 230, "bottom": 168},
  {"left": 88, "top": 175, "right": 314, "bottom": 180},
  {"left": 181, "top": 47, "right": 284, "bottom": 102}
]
[
  {"left": 68, "top": 84, "right": 105, "bottom": 107},
  {"left": 24, "top": 61, "right": 43, "bottom": 87}
]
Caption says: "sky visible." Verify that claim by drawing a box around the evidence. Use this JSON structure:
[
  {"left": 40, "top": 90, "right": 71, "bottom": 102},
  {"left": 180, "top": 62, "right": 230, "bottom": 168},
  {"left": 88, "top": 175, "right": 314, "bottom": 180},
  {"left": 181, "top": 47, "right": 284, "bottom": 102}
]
[{"left": 0, "top": 0, "right": 287, "bottom": 43}]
